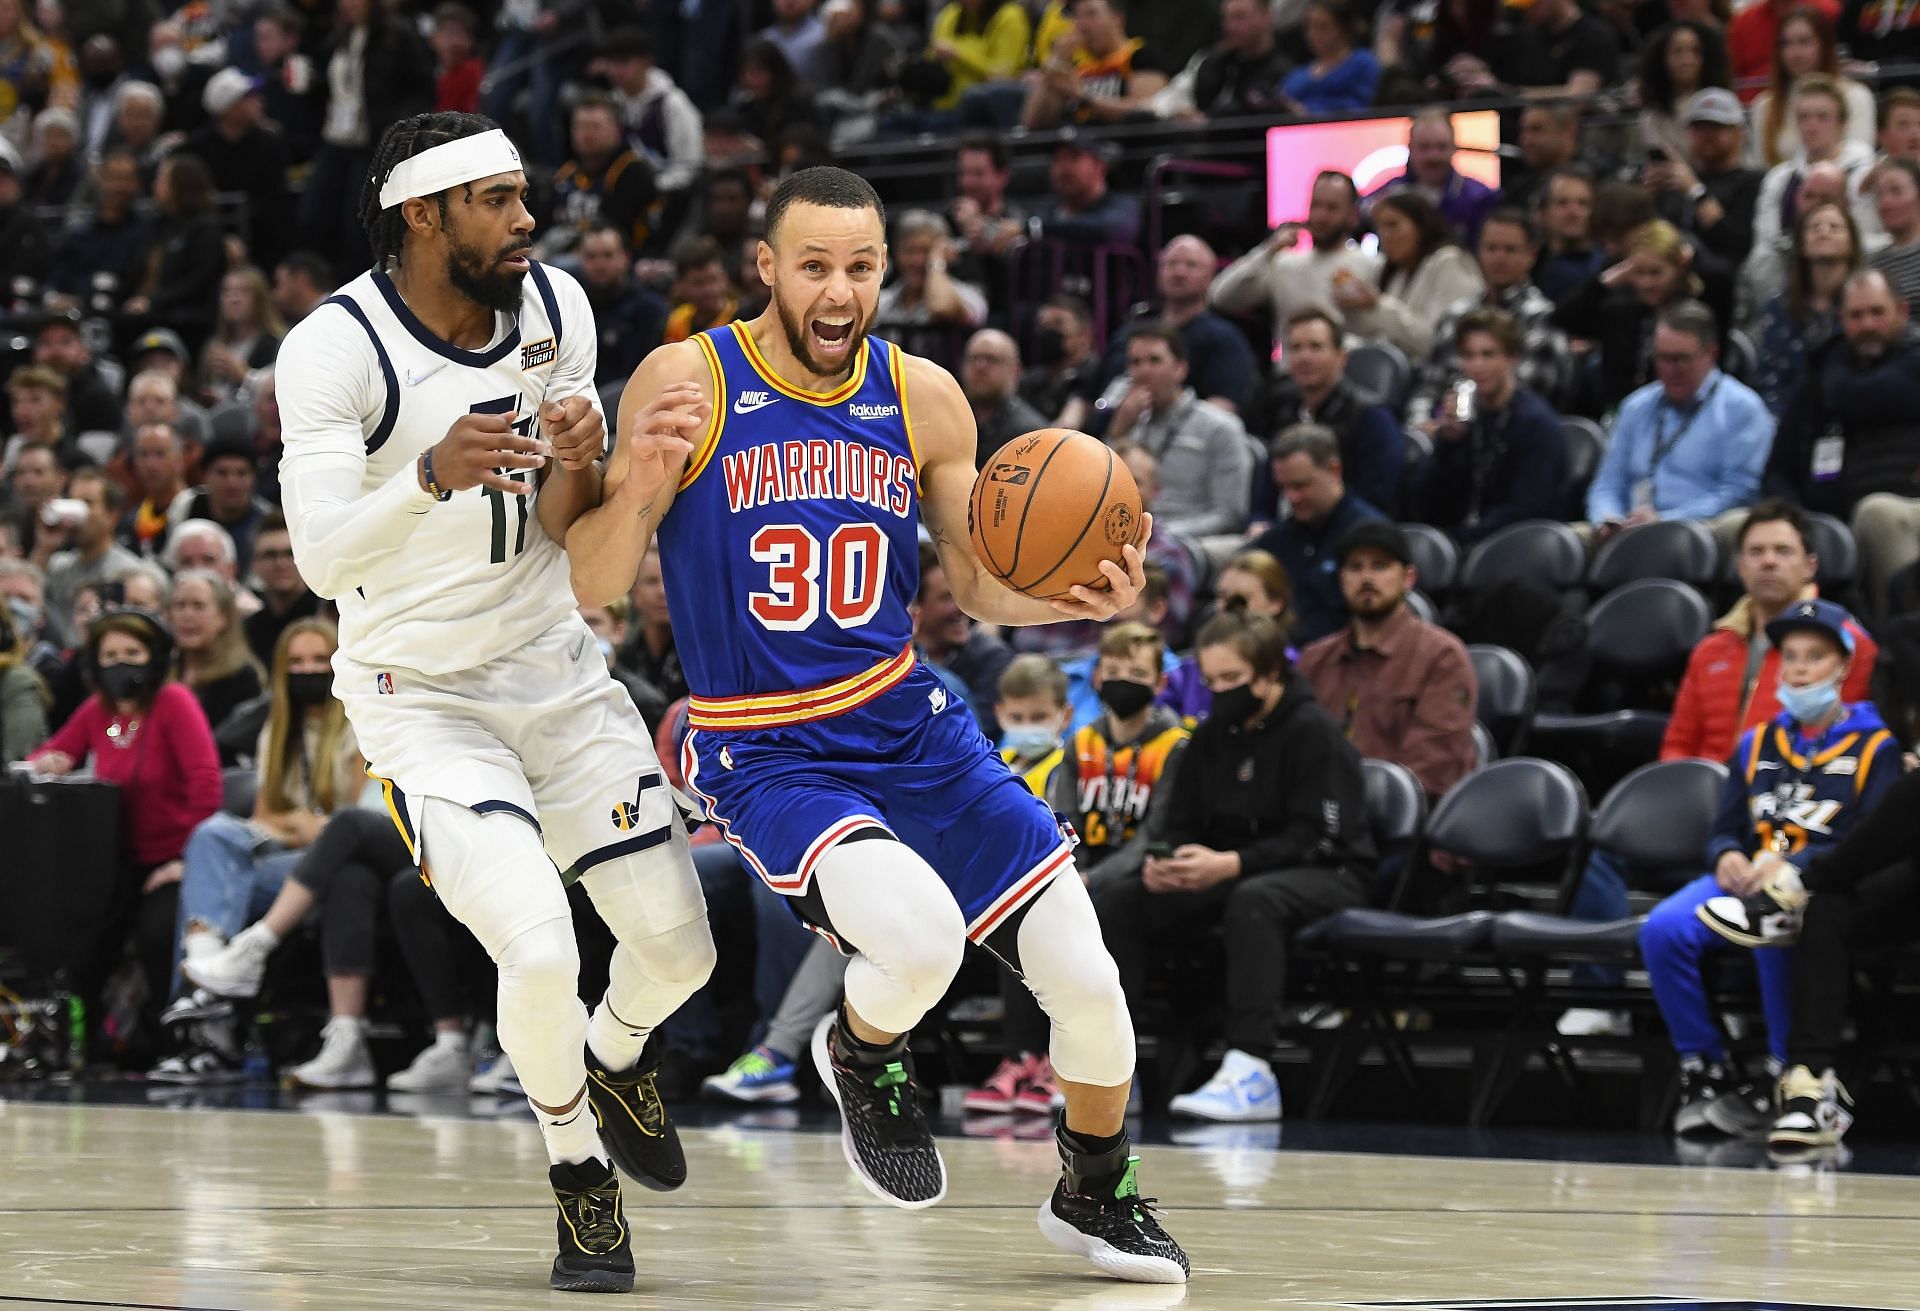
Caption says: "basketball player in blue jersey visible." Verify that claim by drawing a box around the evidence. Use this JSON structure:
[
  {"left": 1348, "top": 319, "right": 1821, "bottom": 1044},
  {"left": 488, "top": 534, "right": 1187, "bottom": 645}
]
[{"left": 569, "top": 167, "right": 1191, "bottom": 1284}]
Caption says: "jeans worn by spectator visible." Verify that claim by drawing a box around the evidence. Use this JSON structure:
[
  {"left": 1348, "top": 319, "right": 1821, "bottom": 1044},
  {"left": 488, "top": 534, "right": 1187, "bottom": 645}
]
[{"left": 169, "top": 811, "right": 301, "bottom": 999}]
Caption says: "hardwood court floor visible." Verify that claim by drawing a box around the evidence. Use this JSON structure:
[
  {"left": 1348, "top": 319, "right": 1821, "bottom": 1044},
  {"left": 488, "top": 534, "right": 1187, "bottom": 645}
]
[{"left": 1, "top": 1097, "right": 1918, "bottom": 1311}]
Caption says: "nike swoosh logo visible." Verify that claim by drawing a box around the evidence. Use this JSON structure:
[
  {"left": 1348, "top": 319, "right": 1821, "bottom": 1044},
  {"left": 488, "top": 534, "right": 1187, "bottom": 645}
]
[
  {"left": 1755, "top": 761, "right": 1782, "bottom": 771},
  {"left": 733, "top": 396, "right": 775, "bottom": 415},
  {"left": 406, "top": 362, "right": 448, "bottom": 386},
  {"left": 569, "top": 633, "right": 587, "bottom": 662}
]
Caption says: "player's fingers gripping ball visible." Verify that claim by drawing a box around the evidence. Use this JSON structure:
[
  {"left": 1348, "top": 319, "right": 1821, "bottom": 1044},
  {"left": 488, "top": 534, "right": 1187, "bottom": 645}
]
[{"left": 968, "top": 428, "right": 1145, "bottom": 601}]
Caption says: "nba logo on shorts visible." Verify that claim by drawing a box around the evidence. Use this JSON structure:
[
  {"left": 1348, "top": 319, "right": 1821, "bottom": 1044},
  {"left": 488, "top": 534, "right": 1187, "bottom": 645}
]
[{"left": 376, "top": 672, "right": 395, "bottom": 695}]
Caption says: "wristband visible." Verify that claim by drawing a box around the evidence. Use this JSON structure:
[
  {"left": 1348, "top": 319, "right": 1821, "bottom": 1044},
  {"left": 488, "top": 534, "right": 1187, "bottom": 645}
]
[{"left": 419, "top": 449, "right": 453, "bottom": 502}]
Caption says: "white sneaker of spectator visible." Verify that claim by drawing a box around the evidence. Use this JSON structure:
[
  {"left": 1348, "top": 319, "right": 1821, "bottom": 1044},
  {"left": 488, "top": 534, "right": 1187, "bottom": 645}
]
[
  {"left": 182, "top": 921, "right": 279, "bottom": 999},
  {"left": 1555, "top": 1008, "right": 1631, "bottom": 1037},
  {"left": 1166, "top": 1049, "right": 1282, "bottom": 1122},
  {"left": 181, "top": 925, "right": 224, "bottom": 965},
  {"left": 469, "top": 1047, "right": 523, "bottom": 1095},
  {"left": 386, "top": 1030, "right": 472, "bottom": 1093},
  {"left": 288, "top": 1017, "right": 376, "bottom": 1089}
]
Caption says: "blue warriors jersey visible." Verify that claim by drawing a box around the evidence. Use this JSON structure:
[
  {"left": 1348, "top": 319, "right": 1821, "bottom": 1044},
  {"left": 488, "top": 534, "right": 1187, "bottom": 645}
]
[
  {"left": 1707, "top": 703, "right": 1901, "bottom": 867},
  {"left": 658, "top": 323, "right": 923, "bottom": 728}
]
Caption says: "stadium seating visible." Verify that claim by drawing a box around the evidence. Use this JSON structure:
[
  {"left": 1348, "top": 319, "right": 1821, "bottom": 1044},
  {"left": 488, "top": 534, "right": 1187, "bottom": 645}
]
[
  {"left": 1460, "top": 520, "right": 1587, "bottom": 593},
  {"left": 1588, "top": 519, "right": 1722, "bottom": 594},
  {"left": 1401, "top": 523, "right": 1459, "bottom": 599},
  {"left": 1467, "top": 643, "right": 1535, "bottom": 757}
]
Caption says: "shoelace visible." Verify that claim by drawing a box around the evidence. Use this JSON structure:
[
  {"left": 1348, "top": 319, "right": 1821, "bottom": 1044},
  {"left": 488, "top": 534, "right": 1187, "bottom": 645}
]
[
  {"left": 563, "top": 1184, "right": 625, "bottom": 1252},
  {"left": 864, "top": 1060, "right": 928, "bottom": 1146}
]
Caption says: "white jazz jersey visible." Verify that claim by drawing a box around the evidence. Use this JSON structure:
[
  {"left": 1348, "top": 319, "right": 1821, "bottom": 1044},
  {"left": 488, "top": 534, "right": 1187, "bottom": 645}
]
[{"left": 277, "top": 261, "right": 599, "bottom": 676}]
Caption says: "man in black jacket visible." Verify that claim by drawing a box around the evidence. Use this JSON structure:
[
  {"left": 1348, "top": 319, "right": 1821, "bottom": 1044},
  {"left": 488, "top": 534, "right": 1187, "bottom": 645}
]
[
  {"left": 1093, "top": 612, "right": 1374, "bottom": 1121},
  {"left": 184, "top": 68, "right": 292, "bottom": 269},
  {"left": 1415, "top": 307, "right": 1569, "bottom": 543},
  {"left": 1771, "top": 269, "right": 1920, "bottom": 618},
  {"left": 577, "top": 223, "right": 666, "bottom": 385},
  {"left": 1648, "top": 88, "right": 1763, "bottom": 269},
  {"left": 1247, "top": 306, "right": 1404, "bottom": 521}
]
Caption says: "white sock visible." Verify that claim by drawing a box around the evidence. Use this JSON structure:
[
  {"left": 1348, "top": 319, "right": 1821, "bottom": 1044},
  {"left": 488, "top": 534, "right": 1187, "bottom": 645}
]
[
  {"left": 531, "top": 1087, "right": 606, "bottom": 1167},
  {"left": 433, "top": 1029, "right": 469, "bottom": 1052},
  {"left": 587, "top": 1002, "right": 650, "bottom": 1073}
]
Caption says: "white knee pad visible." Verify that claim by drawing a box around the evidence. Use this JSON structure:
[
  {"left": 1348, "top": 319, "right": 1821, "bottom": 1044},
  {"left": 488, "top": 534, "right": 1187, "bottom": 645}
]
[
  {"left": 496, "top": 915, "right": 588, "bottom": 1107},
  {"left": 1017, "top": 874, "right": 1135, "bottom": 1088},
  {"left": 815, "top": 838, "right": 966, "bottom": 1036},
  {"left": 602, "top": 916, "right": 718, "bottom": 1030}
]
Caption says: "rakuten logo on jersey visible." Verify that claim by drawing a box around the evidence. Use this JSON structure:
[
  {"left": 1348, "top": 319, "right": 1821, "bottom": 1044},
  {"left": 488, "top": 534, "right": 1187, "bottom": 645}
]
[{"left": 848, "top": 402, "right": 900, "bottom": 420}]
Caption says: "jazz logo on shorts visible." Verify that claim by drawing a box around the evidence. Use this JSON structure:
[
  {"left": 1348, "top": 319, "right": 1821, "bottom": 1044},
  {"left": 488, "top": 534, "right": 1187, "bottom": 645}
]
[
  {"left": 611, "top": 799, "right": 643, "bottom": 831},
  {"left": 376, "top": 672, "right": 395, "bottom": 695}
]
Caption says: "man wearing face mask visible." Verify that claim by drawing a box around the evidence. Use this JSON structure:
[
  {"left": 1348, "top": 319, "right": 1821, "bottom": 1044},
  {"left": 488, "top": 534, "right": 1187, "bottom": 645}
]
[
  {"left": 1093, "top": 611, "right": 1373, "bottom": 1121},
  {"left": 1297, "top": 521, "right": 1478, "bottom": 801},
  {"left": 1638, "top": 599, "right": 1899, "bottom": 1143},
  {"left": 1019, "top": 295, "right": 1097, "bottom": 425}
]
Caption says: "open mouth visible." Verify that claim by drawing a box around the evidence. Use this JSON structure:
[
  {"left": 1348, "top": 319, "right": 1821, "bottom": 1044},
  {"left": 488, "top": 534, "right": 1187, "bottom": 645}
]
[
  {"left": 811, "top": 314, "right": 854, "bottom": 354},
  {"left": 500, "top": 248, "right": 531, "bottom": 270}
]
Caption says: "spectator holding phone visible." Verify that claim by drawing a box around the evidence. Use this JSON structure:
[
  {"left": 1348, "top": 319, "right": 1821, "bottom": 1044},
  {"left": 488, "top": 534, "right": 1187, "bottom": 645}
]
[{"left": 1094, "top": 612, "right": 1374, "bottom": 1121}]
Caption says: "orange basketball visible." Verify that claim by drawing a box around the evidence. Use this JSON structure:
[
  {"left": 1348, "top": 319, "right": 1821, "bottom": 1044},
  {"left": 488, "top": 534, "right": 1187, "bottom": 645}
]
[{"left": 968, "top": 428, "right": 1143, "bottom": 600}]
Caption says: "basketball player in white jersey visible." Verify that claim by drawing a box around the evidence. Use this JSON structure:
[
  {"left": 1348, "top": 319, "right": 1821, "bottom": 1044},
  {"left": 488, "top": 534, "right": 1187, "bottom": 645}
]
[{"left": 276, "top": 112, "right": 714, "bottom": 1294}]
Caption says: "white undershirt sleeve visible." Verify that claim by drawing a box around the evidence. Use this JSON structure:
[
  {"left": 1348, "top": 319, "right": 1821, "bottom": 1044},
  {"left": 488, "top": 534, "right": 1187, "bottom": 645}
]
[{"left": 277, "top": 306, "right": 441, "bottom": 600}]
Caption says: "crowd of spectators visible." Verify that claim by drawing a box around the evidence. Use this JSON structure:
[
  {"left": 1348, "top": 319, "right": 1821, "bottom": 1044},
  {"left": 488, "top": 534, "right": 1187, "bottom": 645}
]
[{"left": 7, "top": 0, "right": 1920, "bottom": 1152}]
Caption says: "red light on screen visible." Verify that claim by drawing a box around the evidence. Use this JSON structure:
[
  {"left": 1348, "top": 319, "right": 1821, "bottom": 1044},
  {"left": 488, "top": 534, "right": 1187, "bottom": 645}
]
[{"left": 1266, "top": 111, "right": 1503, "bottom": 239}]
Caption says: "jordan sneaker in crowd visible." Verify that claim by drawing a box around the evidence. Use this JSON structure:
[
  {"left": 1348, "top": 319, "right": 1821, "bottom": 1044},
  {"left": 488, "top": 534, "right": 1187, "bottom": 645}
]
[
  {"left": 386, "top": 1031, "right": 472, "bottom": 1093},
  {"left": 1770, "top": 1065, "right": 1854, "bottom": 1151},
  {"left": 1167, "top": 1049, "right": 1281, "bottom": 1122},
  {"left": 1698, "top": 863, "right": 1808, "bottom": 947},
  {"left": 182, "top": 921, "right": 278, "bottom": 999},
  {"left": 1015, "top": 1055, "right": 1065, "bottom": 1116},
  {"left": 963, "top": 1054, "right": 1034, "bottom": 1114}
]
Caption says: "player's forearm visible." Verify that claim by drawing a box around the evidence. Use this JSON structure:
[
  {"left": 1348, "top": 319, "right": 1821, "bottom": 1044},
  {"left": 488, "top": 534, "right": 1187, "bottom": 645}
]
[
  {"left": 565, "top": 477, "right": 664, "bottom": 606},
  {"left": 535, "top": 459, "right": 603, "bottom": 547},
  {"left": 283, "top": 457, "right": 439, "bottom": 599}
]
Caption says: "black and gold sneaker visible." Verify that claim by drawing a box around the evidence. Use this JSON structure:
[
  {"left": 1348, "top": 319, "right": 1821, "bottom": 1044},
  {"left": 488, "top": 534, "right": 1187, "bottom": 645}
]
[
  {"left": 584, "top": 1035, "right": 687, "bottom": 1192},
  {"left": 1037, "top": 1123, "right": 1190, "bottom": 1284},
  {"left": 548, "top": 1159, "right": 634, "bottom": 1294}
]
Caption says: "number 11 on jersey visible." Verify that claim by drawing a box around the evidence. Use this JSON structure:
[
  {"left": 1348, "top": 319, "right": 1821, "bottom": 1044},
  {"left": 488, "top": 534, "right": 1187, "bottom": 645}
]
[{"left": 472, "top": 395, "right": 536, "bottom": 565}]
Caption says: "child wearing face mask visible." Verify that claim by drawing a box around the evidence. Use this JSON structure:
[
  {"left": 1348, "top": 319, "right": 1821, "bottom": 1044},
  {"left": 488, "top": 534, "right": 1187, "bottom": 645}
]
[
  {"left": 968, "top": 640, "right": 1191, "bottom": 1117},
  {"left": 1640, "top": 599, "right": 1900, "bottom": 1147},
  {"left": 30, "top": 607, "right": 223, "bottom": 1054}
]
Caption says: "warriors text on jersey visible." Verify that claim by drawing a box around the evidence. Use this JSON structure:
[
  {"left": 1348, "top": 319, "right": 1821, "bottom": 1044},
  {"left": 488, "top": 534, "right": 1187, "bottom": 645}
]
[
  {"left": 276, "top": 261, "right": 599, "bottom": 676},
  {"left": 657, "top": 322, "right": 923, "bottom": 726}
]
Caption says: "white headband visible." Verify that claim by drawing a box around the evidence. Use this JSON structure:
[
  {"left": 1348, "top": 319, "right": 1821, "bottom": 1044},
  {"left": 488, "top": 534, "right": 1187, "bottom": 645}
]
[{"left": 378, "top": 129, "right": 524, "bottom": 210}]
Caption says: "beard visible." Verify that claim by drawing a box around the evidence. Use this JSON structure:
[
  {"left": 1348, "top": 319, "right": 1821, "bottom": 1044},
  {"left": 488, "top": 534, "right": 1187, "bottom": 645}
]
[
  {"left": 1348, "top": 588, "right": 1401, "bottom": 622},
  {"left": 447, "top": 233, "right": 530, "bottom": 315},
  {"left": 774, "top": 285, "right": 865, "bottom": 379}
]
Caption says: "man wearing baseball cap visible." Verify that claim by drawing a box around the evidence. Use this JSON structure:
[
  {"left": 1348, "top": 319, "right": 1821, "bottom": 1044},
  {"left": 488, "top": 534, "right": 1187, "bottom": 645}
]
[
  {"left": 184, "top": 67, "right": 290, "bottom": 267},
  {"left": 1641, "top": 596, "right": 1900, "bottom": 1145},
  {"left": 1296, "top": 519, "right": 1479, "bottom": 801},
  {"left": 1648, "top": 88, "right": 1763, "bottom": 267}
]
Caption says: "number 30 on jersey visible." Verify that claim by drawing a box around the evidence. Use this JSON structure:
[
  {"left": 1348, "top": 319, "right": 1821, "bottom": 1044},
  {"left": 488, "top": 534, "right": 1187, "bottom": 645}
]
[{"left": 748, "top": 523, "right": 887, "bottom": 631}]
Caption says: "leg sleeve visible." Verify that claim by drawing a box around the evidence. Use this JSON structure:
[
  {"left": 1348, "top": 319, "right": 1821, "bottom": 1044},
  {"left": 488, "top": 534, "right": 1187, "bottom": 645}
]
[
  {"left": 1014, "top": 872, "right": 1134, "bottom": 1088},
  {"left": 812, "top": 837, "right": 966, "bottom": 1037}
]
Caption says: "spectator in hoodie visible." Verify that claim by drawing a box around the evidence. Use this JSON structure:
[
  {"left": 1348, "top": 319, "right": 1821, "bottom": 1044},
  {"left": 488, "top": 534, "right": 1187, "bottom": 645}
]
[
  {"left": 602, "top": 27, "right": 704, "bottom": 198},
  {"left": 1096, "top": 611, "right": 1374, "bottom": 1122},
  {"left": 1753, "top": 75, "right": 1876, "bottom": 251}
]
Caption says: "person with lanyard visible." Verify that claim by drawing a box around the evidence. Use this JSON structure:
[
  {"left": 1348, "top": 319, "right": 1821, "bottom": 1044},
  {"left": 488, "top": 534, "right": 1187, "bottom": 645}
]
[
  {"left": 1584, "top": 298, "right": 1774, "bottom": 548},
  {"left": 1639, "top": 598, "right": 1900, "bottom": 1143}
]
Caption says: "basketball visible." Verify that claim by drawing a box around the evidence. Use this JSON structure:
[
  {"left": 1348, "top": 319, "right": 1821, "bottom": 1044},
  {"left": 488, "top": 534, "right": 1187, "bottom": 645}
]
[{"left": 968, "top": 428, "right": 1143, "bottom": 600}]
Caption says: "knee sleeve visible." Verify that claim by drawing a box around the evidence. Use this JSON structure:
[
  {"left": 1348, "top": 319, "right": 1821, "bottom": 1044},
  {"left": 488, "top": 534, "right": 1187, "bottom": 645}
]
[
  {"left": 1015, "top": 873, "right": 1134, "bottom": 1087},
  {"left": 418, "top": 798, "right": 586, "bottom": 1105},
  {"left": 496, "top": 915, "right": 588, "bottom": 1107},
  {"left": 601, "top": 917, "right": 718, "bottom": 1030},
  {"left": 814, "top": 839, "right": 965, "bottom": 1036}
]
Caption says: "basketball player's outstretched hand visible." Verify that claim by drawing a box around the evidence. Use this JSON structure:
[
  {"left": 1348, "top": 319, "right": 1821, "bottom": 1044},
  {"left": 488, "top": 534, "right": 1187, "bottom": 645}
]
[
  {"left": 429, "top": 411, "right": 549, "bottom": 495},
  {"left": 1049, "top": 512, "right": 1153, "bottom": 621},
  {"left": 622, "top": 381, "right": 708, "bottom": 499},
  {"left": 543, "top": 395, "right": 605, "bottom": 471}
]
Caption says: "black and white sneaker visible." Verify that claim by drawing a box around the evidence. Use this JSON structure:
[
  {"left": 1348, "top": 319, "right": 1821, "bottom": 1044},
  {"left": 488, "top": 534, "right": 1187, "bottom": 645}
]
[
  {"left": 1704, "top": 1077, "right": 1775, "bottom": 1138},
  {"left": 548, "top": 1158, "right": 634, "bottom": 1293},
  {"left": 1769, "top": 1065, "right": 1855, "bottom": 1152},
  {"left": 583, "top": 1035, "right": 686, "bottom": 1192},
  {"left": 810, "top": 1011, "right": 945, "bottom": 1209},
  {"left": 1037, "top": 1124, "right": 1189, "bottom": 1284},
  {"left": 1673, "top": 1060, "right": 1738, "bottom": 1137},
  {"left": 1697, "top": 891, "right": 1802, "bottom": 947}
]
